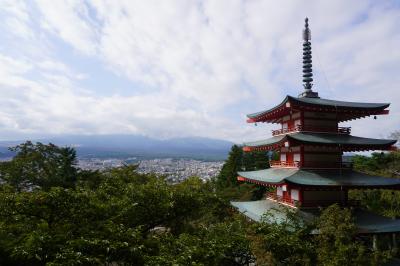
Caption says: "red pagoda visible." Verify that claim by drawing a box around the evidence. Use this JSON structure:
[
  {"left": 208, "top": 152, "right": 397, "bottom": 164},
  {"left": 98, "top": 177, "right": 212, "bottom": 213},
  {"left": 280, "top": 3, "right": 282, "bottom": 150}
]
[{"left": 232, "top": 18, "right": 400, "bottom": 235}]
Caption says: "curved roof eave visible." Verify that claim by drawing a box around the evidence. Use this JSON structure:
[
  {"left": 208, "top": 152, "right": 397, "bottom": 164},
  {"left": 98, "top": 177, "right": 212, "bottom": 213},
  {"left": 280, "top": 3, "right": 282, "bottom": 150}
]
[
  {"left": 246, "top": 96, "right": 289, "bottom": 119},
  {"left": 238, "top": 168, "right": 298, "bottom": 184},
  {"left": 243, "top": 134, "right": 287, "bottom": 148},
  {"left": 287, "top": 133, "right": 397, "bottom": 147},
  {"left": 246, "top": 95, "right": 390, "bottom": 121},
  {"left": 289, "top": 96, "right": 390, "bottom": 109},
  {"left": 243, "top": 133, "right": 396, "bottom": 150}
]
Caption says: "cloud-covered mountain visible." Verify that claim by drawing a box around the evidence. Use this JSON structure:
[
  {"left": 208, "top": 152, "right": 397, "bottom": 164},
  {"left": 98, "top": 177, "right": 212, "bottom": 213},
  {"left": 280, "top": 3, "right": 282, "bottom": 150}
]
[{"left": 0, "top": 135, "right": 234, "bottom": 161}]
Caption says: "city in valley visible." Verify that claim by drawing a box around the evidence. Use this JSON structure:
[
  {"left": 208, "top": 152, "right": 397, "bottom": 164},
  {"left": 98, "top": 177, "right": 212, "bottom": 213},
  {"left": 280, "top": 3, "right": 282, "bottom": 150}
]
[{"left": 77, "top": 157, "right": 224, "bottom": 183}]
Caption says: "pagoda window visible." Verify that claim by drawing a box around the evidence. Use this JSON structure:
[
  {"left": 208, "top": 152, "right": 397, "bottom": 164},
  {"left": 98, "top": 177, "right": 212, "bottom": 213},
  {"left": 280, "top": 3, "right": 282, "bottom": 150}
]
[
  {"left": 291, "top": 189, "right": 299, "bottom": 201},
  {"left": 277, "top": 187, "right": 283, "bottom": 197},
  {"left": 293, "top": 153, "right": 301, "bottom": 162},
  {"left": 284, "top": 141, "right": 289, "bottom": 147},
  {"left": 282, "top": 122, "right": 288, "bottom": 129},
  {"left": 280, "top": 153, "right": 286, "bottom": 162}
]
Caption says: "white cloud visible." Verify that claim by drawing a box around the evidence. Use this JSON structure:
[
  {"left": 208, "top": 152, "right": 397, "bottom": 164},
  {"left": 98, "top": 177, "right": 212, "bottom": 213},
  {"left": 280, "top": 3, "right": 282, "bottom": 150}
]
[
  {"left": 35, "top": 0, "right": 99, "bottom": 55},
  {"left": 0, "top": 0, "right": 33, "bottom": 39},
  {"left": 0, "top": 0, "right": 399, "bottom": 142}
]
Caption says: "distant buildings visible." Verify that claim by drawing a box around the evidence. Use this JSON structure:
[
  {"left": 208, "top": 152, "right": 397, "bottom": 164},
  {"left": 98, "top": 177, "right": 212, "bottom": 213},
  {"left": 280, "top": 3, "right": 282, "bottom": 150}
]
[{"left": 77, "top": 157, "right": 223, "bottom": 182}]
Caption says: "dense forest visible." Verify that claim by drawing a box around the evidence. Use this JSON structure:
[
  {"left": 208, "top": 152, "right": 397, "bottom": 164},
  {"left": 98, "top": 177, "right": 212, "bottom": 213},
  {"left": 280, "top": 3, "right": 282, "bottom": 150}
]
[{"left": 0, "top": 141, "right": 399, "bottom": 265}]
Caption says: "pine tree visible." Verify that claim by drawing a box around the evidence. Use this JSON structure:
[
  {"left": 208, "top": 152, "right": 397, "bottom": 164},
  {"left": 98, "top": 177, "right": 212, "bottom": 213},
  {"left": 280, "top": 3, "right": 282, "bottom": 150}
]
[{"left": 216, "top": 145, "right": 243, "bottom": 188}]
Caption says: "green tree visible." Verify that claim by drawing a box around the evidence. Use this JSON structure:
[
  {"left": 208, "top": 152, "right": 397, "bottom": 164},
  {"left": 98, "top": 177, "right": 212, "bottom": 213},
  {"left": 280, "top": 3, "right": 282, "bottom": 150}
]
[
  {"left": 316, "top": 204, "right": 387, "bottom": 266},
  {"left": 216, "top": 145, "right": 243, "bottom": 188},
  {"left": 0, "top": 144, "right": 253, "bottom": 265},
  {"left": 242, "top": 150, "right": 269, "bottom": 171},
  {"left": 253, "top": 207, "right": 316, "bottom": 265},
  {"left": 352, "top": 151, "right": 400, "bottom": 176},
  {"left": 350, "top": 150, "right": 400, "bottom": 217},
  {"left": 215, "top": 145, "right": 271, "bottom": 201},
  {"left": 148, "top": 220, "right": 254, "bottom": 266},
  {"left": 251, "top": 205, "right": 389, "bottom": 266},
  {"left": 0, "top": 141, "right": 78, "bottom": 190}
]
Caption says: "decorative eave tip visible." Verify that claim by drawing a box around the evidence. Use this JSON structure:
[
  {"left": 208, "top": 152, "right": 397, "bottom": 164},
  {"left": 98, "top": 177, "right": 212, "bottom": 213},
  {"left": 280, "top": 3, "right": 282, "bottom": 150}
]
[{"left": 299, "top": 17, "right": 319, "bottom": 98}]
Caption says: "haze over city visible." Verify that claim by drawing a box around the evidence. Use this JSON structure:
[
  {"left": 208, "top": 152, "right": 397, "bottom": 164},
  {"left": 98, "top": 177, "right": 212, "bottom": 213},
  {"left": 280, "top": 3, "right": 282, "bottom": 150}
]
[{"left": 0, "top": 1, "right": 399, "bottom": 143}]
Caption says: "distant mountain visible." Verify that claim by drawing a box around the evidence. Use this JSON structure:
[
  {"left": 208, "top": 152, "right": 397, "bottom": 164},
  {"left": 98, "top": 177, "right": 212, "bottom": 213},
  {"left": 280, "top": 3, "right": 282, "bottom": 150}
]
[{"left": 0, "top": 135, "right": 234, "bottom": 161}]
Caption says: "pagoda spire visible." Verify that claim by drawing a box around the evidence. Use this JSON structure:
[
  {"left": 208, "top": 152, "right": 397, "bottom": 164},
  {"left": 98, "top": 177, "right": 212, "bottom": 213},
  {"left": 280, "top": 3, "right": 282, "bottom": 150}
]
[{"left": 299, "top": 17, "right": 319, "bottom": 98}]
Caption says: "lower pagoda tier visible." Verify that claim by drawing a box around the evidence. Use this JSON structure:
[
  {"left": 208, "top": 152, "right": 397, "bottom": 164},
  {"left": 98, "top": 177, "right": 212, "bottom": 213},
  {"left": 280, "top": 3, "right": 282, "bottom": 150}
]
[
  {"left": 237, "top": 168, "right": 400, "bottom": 208},
  {"left": 231, "top": 200, "right": 400, "bottom": 234}
]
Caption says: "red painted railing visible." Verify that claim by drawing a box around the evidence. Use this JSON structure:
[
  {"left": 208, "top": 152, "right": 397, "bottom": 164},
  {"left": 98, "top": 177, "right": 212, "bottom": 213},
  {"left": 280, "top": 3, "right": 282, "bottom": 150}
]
[
  {"left": 270, "top": 160, "right": 299, "bottom": 168},
  {"left": 270, "top": 160, "right": 352, "bottom": 169},
  {"left": 267, "top": 192, "right": 360, "bottom": 208},
  {"left": 272, "top": 125, "right": 351, "bottom": 136},
  {"left": 266, "top": 192, "right": 297, "bottom": 206}
]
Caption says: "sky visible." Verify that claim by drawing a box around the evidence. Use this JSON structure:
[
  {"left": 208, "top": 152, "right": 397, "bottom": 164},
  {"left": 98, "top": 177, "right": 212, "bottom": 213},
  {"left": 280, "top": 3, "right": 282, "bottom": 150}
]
[{"left": 0, "top": 0, "right": 399, "bottom": 143}]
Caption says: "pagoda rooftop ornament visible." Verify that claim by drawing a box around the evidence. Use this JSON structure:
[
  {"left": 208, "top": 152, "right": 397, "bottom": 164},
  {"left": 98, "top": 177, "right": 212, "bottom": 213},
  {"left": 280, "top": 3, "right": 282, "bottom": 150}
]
[{"left": 299, "top": 18, "right": 319, "bottom": 98}]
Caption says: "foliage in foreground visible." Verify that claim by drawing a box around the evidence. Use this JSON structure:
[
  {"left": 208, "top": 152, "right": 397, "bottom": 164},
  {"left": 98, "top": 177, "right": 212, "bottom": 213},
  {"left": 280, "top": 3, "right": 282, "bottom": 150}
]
[
  {"left": 0, "top": 142, "right": 253, "bottom": 265},
  {"left": 215, "top": 145, "right": 270, "bottom": 201},
  {"left": 252, "top": 205, "right": 389, "bottom": 266},
  {"left": 0, "top": 142, "right": 397, "bottom": 265},
  {"left": 350, "top": 151, "right": 400, "bottom": 218}
]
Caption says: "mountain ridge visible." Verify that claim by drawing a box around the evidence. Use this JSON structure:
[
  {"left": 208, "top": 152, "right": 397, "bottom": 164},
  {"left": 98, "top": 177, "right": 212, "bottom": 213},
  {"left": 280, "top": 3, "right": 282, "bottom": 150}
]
[{"left": 0, "top": 134, "right": 234, "bottom": 161}]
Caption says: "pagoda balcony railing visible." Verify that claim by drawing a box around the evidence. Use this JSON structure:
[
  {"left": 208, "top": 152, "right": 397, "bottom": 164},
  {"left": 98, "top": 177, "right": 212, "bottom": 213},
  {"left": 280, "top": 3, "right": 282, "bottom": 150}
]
[
  {"left": 270, "top": 160, "right": 299, "bottom": 168},
  {"left": 270, "top": 160, "right": 353, "bottom": 169},
  {"left": 266, "top": 192, "right": 298, "bottom": 207},
  {"left": 272, "top": 125, "right": 351, "bottom": 136},
  {"left": 266, "top": 192, "right": 360, "bottom": 208}
]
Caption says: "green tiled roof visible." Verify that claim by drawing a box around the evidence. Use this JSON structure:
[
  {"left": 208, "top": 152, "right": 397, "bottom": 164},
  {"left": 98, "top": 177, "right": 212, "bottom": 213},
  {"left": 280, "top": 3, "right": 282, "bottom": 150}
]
[
  {"left": 243, "top": 132, "right": 396, "bottom": 148},
  {"left": 243, "top": 135, "right": 286, "bottom": 147},
  {"left": 290, "top": 133, "right": 396, "bottom": 146},
  {"left": 238, "top": 168, "right": 296, "bottom": 184},
  {"left": 292, "top": 96, "right": 389, "bottom": 109},
  {"left": 238, "top": 168, "right": 400, "bottom": 187},
  {"left": 247, "top": 97, "right": 289, "bottom": 119},
  {"left": 231, "top": 200, "right": 281, "bottom": 222},
  {"left": 247, "top": 95, "right": 390, "bottom": 119},
  {"left": 231, "top": 200, "right": 400, "bottom": 233}
]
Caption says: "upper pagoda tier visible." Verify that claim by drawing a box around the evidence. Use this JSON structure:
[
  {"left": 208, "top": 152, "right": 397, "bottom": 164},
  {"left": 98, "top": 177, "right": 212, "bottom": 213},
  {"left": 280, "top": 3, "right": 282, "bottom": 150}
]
[{"left": 246, "top": 95, "right": 390, "bottom": 124}]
